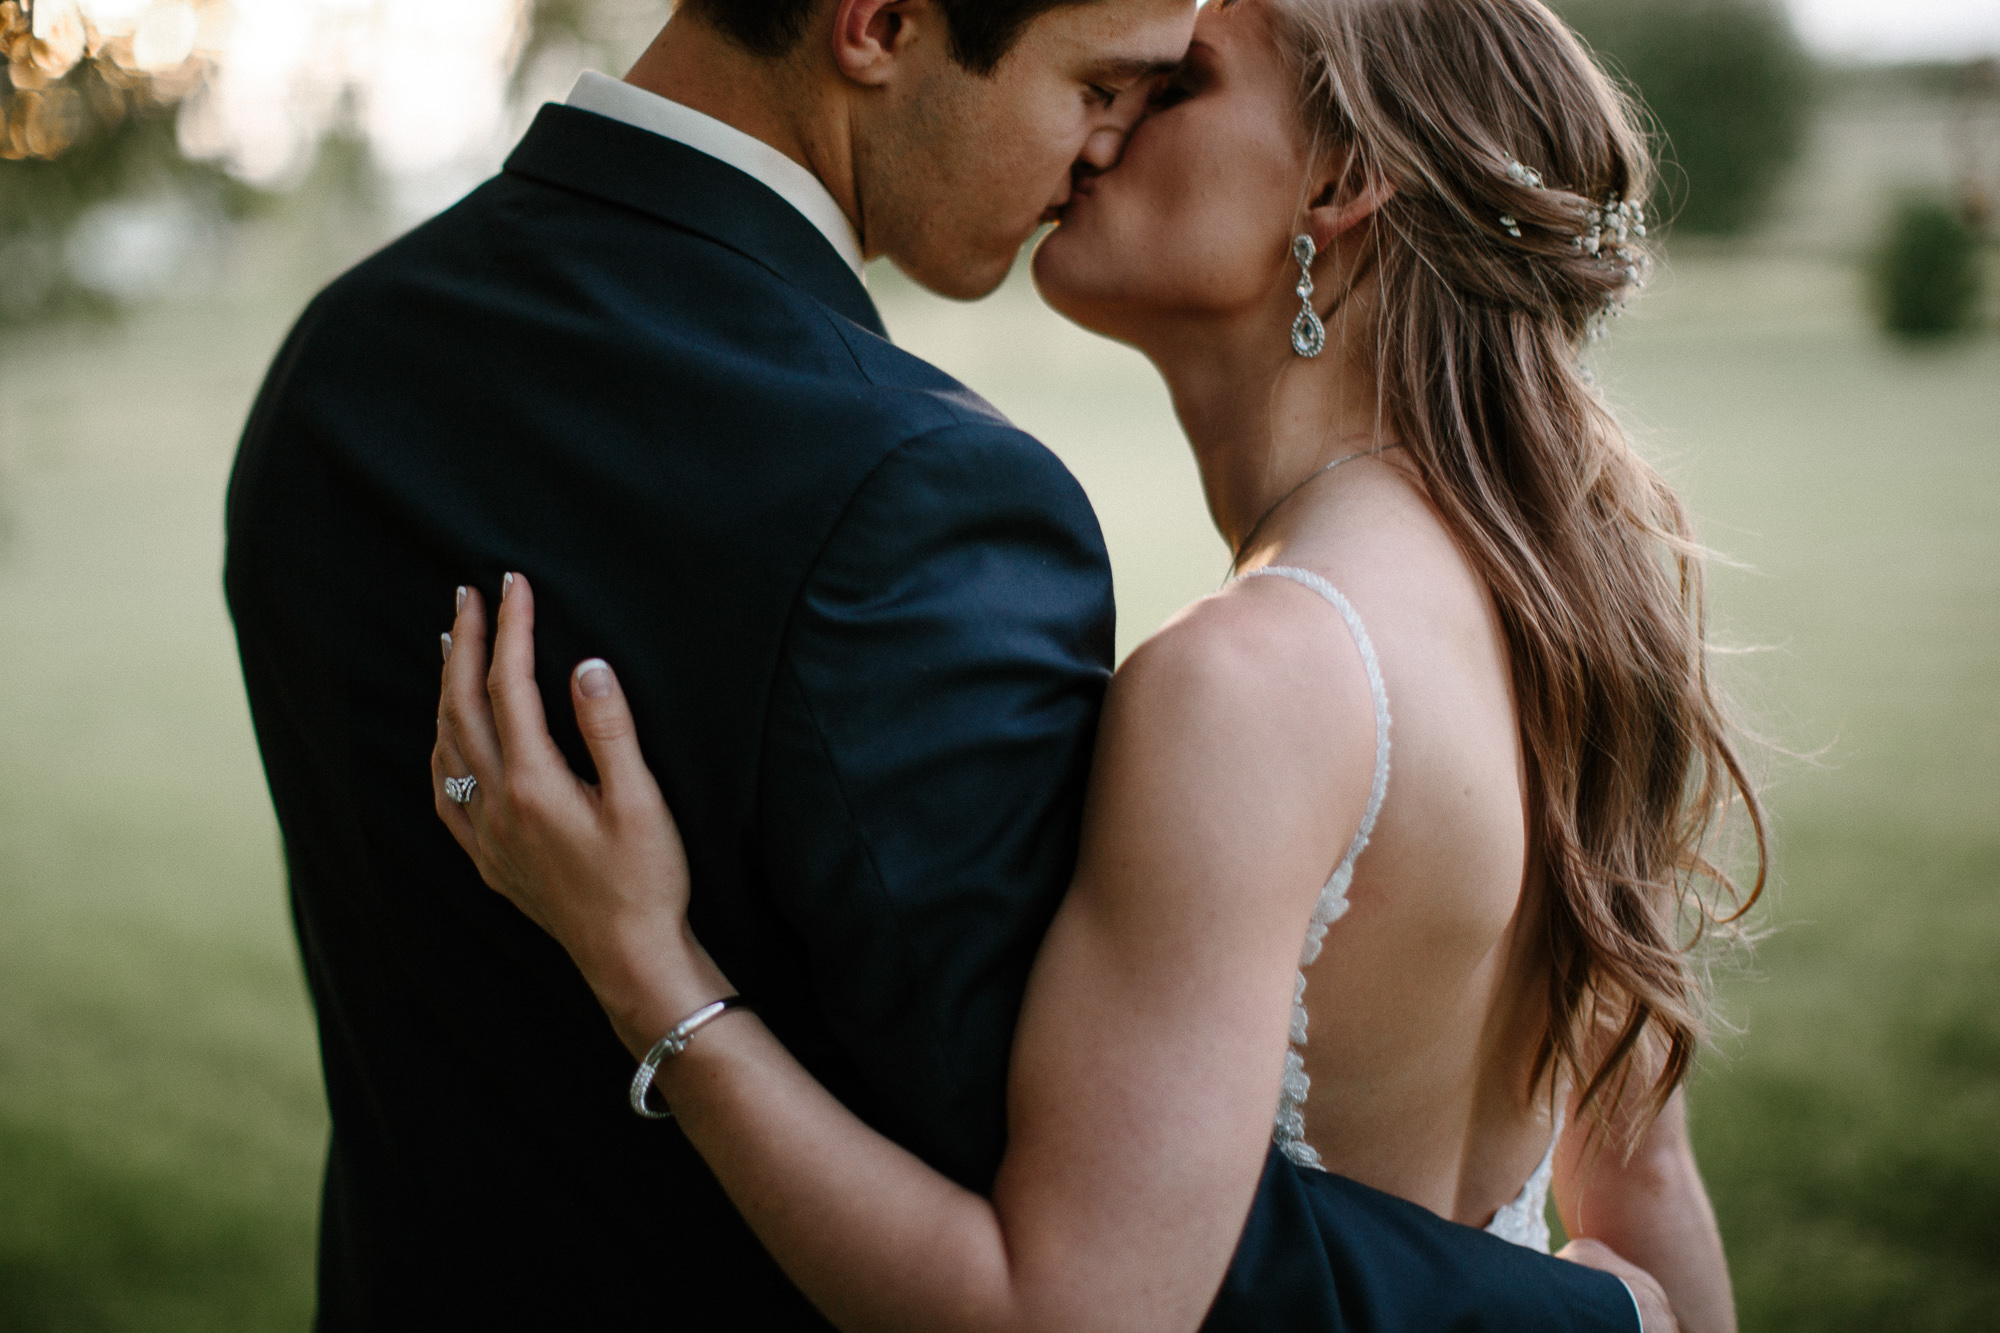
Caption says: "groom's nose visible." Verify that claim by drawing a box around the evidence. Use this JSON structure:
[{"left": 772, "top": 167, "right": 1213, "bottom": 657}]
[{"left": 1078, "top": 123, "right": 1126, "bottom": 173}]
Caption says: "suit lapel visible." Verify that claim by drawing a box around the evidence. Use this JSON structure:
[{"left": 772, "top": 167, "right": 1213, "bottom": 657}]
[{"left": 505, "top": 103, "right": 887, "bottom": 339}]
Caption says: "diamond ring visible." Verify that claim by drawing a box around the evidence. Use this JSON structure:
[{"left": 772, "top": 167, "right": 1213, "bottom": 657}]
[{"left": 444, "top": 775, "right": 478, "bottom": 805}]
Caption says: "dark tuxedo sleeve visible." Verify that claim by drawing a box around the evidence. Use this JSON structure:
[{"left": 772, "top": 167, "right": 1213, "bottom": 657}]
[
  {"left": 757, "top": 420, "right": 1112, "bottom": 1193},
  {"left": 1206, "top": 1150, "right": 1642, "bottom": 1331},
  {"left": 756, "top": 421, "right": 1640, "bottom": 1332}
]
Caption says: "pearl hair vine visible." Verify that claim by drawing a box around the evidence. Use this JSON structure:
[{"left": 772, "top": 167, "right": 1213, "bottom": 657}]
[
  {"left": 1499, "top": 160, "right": 1542, "bottom": 237},
  {"left": 1581, "top": 195, "right": 1651, "bottom": 340},
  {"left": 1495, "top": 156, "right": 1650, "bottom": 253},
  {"left": 1495, "top": 157, "right": 1653, "bottom": 341},
  {"left": 1577, "top": 195, "right": 1648, "bottom": 255}
]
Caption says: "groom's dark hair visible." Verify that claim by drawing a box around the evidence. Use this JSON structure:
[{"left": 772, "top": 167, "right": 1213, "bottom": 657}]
[{"left": 685, "top": 0, "right": 1093, "bottom": 75}]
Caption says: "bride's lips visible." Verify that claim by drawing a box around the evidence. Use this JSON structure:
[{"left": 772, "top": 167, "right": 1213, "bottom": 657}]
[{"left": 1043, "top": 174, "right": 1099, "bottom": 225}]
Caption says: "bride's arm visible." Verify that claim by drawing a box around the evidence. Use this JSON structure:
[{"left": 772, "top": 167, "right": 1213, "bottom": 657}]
[
  {"left": 1554, "top": 1088, "right": 1735, "bottom": 1333},
  {"left": 435, "top": 575, "right": 1369, "bottom": 1333}
]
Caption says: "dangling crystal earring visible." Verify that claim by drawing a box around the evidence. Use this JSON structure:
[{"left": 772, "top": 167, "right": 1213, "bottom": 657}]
[{"left": 1290, "top": 234, "right": 1325, "bottom": 358}]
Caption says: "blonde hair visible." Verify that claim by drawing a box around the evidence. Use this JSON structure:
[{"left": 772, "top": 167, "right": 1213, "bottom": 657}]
[{"left": 1273, "top": 0, "right": 1765, "bottom": 1132}]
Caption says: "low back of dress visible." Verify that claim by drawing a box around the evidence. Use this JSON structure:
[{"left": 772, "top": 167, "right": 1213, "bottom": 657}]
[{"left": 1237, "top": 564, "right": 1559, "bottom": 1254}]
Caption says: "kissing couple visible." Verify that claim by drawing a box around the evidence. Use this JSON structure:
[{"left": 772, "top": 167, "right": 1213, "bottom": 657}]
[{"left": 226, "top": 0, "right": 1764, "bottom": 1328}]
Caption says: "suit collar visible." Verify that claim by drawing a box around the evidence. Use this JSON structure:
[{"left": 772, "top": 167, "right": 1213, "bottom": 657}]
[
  {"left": 505, "top": 103, "right": 886, "bottom": 338},
  {"left": 563, "top": 73, "right": 864, "bottom": 279}
]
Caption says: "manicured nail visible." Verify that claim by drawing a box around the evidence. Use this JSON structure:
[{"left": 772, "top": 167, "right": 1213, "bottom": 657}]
[
  {"left": 502, "top": 572, "right": 515, "bottom": 600},
  {"left": 440, "top": 632, "right": 453, "bottom": 662},
  {"left": 575, "top": 658, "right": 613, "bottom": 699},
  {"left": 455, "top": 585, "right": 467, "bottom": 613}
]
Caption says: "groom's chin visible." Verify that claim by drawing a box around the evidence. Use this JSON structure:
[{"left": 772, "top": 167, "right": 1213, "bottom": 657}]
[{"left": 893, "top": 248, "right": 1020, "bottom": 303}]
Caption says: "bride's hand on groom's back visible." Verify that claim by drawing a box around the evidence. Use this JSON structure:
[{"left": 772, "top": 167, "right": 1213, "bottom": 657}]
[
  {"left": 1557, "top": 1238, "right": 1678, "bottom": 1333},
  {"left": 432, "top": 573, "right": 731, "bottom": 1054}
]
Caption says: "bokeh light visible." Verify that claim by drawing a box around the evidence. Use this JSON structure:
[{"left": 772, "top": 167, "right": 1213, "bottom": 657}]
[
  {"left": 178, "top": 0, "right": 527, "bottom": 184},
  {"left": 3, "top": 0, "right": 527, "bottom": 179}
]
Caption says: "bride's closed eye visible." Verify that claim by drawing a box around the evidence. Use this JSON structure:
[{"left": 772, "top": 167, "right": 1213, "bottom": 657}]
[
  {"left": 1147, "top": 53, "right": 1210, "bottom": 112},
  {"left": 1147, "top": 73, "right": 1197, "bottom": 112}
]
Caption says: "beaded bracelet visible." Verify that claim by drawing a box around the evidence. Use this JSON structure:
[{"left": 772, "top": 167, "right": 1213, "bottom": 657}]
[{"left": 628, "top": 995, "right": 752, "bottom": 1120}]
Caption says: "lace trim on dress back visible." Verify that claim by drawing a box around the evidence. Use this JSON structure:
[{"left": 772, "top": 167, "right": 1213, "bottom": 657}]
[
  {"left": 1483, "top": 1106, "right": 1565, "bottom": 1253},
  {"left": 1235, "top": 565, "right": 1390, "bottom": 1174}
]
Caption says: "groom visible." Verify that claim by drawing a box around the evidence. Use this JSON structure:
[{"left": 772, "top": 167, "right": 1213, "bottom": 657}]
[{"left": 226, "top": 0, "right": 1663, "bottom": 1327}]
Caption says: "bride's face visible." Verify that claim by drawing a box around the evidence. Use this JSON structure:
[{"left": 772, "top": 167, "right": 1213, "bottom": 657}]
[{"left": 1032, "top": 0, "right": 1313, "bottom": 345}]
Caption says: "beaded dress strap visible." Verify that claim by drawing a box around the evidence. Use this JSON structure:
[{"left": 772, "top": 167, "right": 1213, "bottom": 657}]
[{"left": 1236, "top": 564, "right": 1390, "bottom": 1170}]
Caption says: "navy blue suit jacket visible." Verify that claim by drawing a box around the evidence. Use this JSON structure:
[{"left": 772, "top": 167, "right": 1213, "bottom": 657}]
[{"left": 224, "top": 104, "right": 1638, "bottom": 1331}]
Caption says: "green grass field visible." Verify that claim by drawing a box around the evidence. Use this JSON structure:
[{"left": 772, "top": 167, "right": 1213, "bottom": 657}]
[{"left": 1, "top": 223, "right": 1994, "bottom": 1327}]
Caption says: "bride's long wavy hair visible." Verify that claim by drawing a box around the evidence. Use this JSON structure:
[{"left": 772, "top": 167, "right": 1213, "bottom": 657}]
[{"left": 1273, "top": 0, "right": 1766, "bottom": 1132}]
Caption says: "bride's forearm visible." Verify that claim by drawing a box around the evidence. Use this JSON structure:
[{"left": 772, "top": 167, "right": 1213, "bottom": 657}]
[
  {"left": 566, "top": 919, "right": 742, "bottom": 1062},
  {"left": 567, "top": 928, "right": 1021, "bottom": 1333},
  {"left": 642, "top": 953, "right": 1020, "bottom": 1333}
]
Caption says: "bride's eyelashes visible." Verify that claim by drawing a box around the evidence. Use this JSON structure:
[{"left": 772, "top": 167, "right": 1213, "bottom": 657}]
[
  {"left": 1148, "top": 71, "right": 1197, "bottom": 111},
  {"left": 1146, "top": 53, "right": 1210, "bottom": 112}
]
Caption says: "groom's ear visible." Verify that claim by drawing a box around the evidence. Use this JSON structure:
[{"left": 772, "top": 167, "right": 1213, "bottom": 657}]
[
  {"left": 1303, "top": 147, "right": 1397, "bottom": 249},
  {"left": 832, "top": 0, "right": 930, "bottom": 87}
]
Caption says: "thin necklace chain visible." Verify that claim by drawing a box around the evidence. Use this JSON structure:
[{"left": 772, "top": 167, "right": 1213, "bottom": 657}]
[{"left": 1229, "top": 442, "right": 1407, "bottom": 577}]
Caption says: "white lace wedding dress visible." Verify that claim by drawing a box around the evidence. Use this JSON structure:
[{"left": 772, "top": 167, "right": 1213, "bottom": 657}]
[{"left": 1240, "top": 565, "right": 1561, "bottom": 1254}]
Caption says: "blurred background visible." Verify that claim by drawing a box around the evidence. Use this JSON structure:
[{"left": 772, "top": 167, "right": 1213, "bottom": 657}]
[{"left": 0, "top": 0, "right": 1994, "bottom": 1327}]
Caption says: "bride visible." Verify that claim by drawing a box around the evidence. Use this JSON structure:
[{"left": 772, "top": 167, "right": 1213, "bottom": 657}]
[{"left": 433, "top": 0, "right": 1761, "bottom": 1327}]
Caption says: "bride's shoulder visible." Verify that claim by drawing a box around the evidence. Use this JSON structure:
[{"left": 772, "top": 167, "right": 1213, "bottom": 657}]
[
  {"left": 1107, "top": 581, "right": 1378, "bottom": 770},
  {"left": 1129, "top": 577, "right": 1363, "bottom": 677},
  {"left": 1092, "top": 587, "right": 1380, "bottom": 892}
]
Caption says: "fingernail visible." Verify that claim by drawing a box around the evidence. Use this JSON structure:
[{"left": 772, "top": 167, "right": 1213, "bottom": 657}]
[
  {"left": 455, "top": 585, "right": 467, "bottom": 613},
  {"left": 502, "top": 572, "right": 515, "bottom": 600},
  {"left": 441, "top": 632, "right": 453, "bottom": 662},
  {"left": 576, "top": 658, "right": 613, "bottom": 699}
]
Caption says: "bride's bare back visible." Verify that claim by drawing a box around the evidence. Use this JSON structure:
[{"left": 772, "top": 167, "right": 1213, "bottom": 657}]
[{"left": 1244, "top": 458, "right": 1559, "bottom": 1227}]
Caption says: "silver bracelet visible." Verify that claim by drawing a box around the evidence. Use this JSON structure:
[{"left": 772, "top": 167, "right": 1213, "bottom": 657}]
[{"left": 628, "top": 995, "right": 751, "bottom": 1120}]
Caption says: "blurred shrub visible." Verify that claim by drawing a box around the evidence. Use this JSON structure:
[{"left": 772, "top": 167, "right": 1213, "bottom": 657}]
[
  {"left": 1871, "top": 195, "right": 1987, "bottom": 339},
  {"left": 1556, "top": 0, "right": 1815, "bottom": 236}
]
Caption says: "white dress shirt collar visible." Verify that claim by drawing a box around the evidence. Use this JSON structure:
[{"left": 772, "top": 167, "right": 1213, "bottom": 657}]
[{"left": 565, "top": 70, "right": 865, "bottom": 279}]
